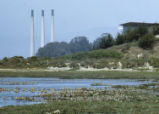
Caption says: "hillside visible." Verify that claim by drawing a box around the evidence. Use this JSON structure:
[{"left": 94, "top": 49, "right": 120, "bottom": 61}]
[
  {"left": 108, "top": 41, "right": 159, "bottom": 59},
  {"left": 22, "top": 40, "right": 158, "bottom": 71},
  {"left": 56, "top": 41, "right": 159, "bottom": 70},
  {"left": 59, "top": 40, "right": 159, "bottom": 60},
  {"left": 1, "top": 40, "right": 159, "bottom": 70}
]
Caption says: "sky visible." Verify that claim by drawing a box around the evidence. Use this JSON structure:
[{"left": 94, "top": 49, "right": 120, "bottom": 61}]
[{"left": 0, "top": 0, "right": 159, "bottom": 59}]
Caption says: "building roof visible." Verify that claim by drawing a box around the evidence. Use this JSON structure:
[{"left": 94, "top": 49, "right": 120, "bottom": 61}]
[{"left": 121, "top": 22, "right": 159, "bottom": 27}]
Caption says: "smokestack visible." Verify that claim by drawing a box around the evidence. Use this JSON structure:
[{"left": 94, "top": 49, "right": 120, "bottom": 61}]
[
  {"left": 30, "top": 10, "right": 35, "bottom": 56},
  {"left": 51, "top": 9, "right": 54, "bottom": 43},
  {"left": 41, "top": 10, "right": 45, "bottom": 48}
]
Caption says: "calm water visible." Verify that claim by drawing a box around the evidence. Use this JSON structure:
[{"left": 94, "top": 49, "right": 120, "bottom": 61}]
[{"left": 0, "top": 77, "right": 155, "bottom": 107}]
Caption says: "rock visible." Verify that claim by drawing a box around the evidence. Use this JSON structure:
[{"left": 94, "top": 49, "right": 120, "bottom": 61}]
[
  {"left": 145, "top": 62, "right": 153, "bottom": 70},
  {"left": 155, "top": 35, "right": 159, "bottom": 39},
  {"left": 137, "top": 53, "right": 143, "bottom": 59},
  {"left": 47, "top": 66, "right": 71, "bottom": 71},
  {"left": 53, "top": 109, "right": 60, "bottom": 114},
  {"left": 118, "top": 61, "right": 122, "bottom": 69}
]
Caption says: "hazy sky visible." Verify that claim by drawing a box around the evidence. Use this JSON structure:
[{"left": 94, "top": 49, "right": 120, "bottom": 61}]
[{"left": 0, "top": 0, "right": 159, "bottom": 58}]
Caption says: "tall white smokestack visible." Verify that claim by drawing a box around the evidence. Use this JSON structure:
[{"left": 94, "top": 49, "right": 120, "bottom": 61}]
[
  {"left": 51, "top": 9, "right": 54, "bottom": 42},
  {"left": 41, "top": 10, "right": 45, "bottom": 48},
  {"left": 30, "top": 10, "right": 35, "bottom": 57}
]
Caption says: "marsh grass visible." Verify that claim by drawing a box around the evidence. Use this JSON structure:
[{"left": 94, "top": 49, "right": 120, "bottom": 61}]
[
  {"left": 1, "top": 88, "right": 159, "bottom": 114},
  {"left": 91, "top": 83, "right": 105, "bottom": 86},
  {"left": 111, "top": 85, "right": 130, "bottom": 89},
  {"left": 1, "top": 70, "right": 159, "bottom": 80}
]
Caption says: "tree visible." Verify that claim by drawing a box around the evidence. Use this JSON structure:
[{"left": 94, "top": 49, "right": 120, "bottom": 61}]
[
  {"left": 93, "top": 33, "right": 114, "bottom": 49},
  {"left": 115, "top": 33, "right": 126, "bottom": 45},
  {"left": 2, "top": 57, "right": 8, "bottom": 62},
  {"left": 152, "top": 26, "right": 159, "bottom": 35},
  {"left": 93, "top": 38, "right": 102, "bottom": 50},
  {"left": 137, "top": 25, "right": 148, "bottom": 37},
  {"left": 125, "top": 29, "right": 139, "bottom": 42},
  {"left": 124, "top": 25, "right": 148, "bottom": 42},
  {"left": 99, "top": 33, "right": 114, "bottom": 49},
  {"left": 36, "top": 36, "right": 92, "bottom": 58},
  {"left": 36, "top": 42, "right": 71, "bottom": 57},
  {"left": 138, "top": 33, "right": 155, "bottom": 49},
  {"left": 69, "top": 36, "right": 92, "bottom": 53}
]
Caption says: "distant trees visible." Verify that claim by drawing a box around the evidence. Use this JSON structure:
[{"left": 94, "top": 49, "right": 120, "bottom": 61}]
[
  {"left": 36, "top": 36, "right": 92, "bottom": 58},
  {"left": 92, "top": 37, "right": 102, "bottom": 49},
  {"left": 69, "top": 36, "right": 92, "bottom": 53},
  {"left": 37, "top": 42, "right": 71, "bottom": 57}
]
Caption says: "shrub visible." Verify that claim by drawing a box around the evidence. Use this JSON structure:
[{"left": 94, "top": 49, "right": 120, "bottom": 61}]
[
  {"left": 2, "top": 57, "right": 9, "bottom": 62},
  {"left": 50, "top": 60, "right": 66, "bottom": 67},
  {"left": 0, "top": 60, "right": 3, "bottom": 66},
  {"left": 125, "top": 30, "right": 139, "bottom": 42},
  {"left": 148, "top": 57, "right": 159, "bottom": 67},
  {"left": 92, "top": 63, "right": 106, "bottom": 69},
  {"left": 138, "top": 33, "right": 155, "bottom": 49},
  {"left": 67, "top": 49, "right": 122, "bottom": 60},
  {"left": 124, "top": 26, "right": 148, "bottom": 42},
  {"left": 152, "top": 26, "right": 159, "bottom": 35},
  {"left": 69, "top": 62, "right": 80, "bottom": 69}
]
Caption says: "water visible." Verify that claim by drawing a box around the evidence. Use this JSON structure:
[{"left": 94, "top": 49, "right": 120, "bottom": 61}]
[{"left": 0, "top": 77, "right": 155, "bottom": 107}]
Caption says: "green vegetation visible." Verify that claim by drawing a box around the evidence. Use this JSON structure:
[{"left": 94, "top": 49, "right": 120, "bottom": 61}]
[
  {"left": 36, "top": 24, "right": 159, "bottom": 59},
  {"left": 93, "top": 33, "right": 114, "bottom": 49},
  {"left": 0, "top": 49, "right": 122, "bottom": 69},
  {"left": 112, "top": 85, "right": 130, "bottom": 89},
  {"left": 2, "top": 42, "right": 159, "bottom": 69},
  {"left": 91, "top": 83, "right": 105, "bottom": 86},
  {"left": 62, "top": 49, "right": 122, "bottom": 60},
  {"left": 138, "top": 33, "right": 155, "bottom": 49},
  {"left": 1, "top": 87, "right": 159, "bottom": 114},
  {"left": 152, "top": 26, "right": 159, "bottom": 35},
  {"left": 116, "top": 25, "right": 156, "bottom": 49},
  {"left": 115, "top": 33, "right": 126, "bottom": 45},
  {"left": 1, "top": 70, "right": 159, "bottom": 80},
  {"left": 37, "top": 36, "right": 92, "bottom": 58}
]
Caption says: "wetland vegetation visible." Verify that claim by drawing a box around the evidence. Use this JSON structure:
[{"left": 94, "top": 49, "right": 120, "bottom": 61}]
[
  {"left": 1, "top": 86, "right": 159, "bottom": 114},
  {"left": 1, "top": 77, "right": 159, "bottom": 113},
  {"left": 1, "top": 70, "right": 159, "bottom": 80}
]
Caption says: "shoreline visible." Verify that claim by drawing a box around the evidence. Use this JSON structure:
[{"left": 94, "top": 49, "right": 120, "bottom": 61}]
[
  {"left": 0, "top": 68, "right": 159, "bottom": 79},
  {"left": 0, "top": 67, "right": 154, "bottom": 72}
]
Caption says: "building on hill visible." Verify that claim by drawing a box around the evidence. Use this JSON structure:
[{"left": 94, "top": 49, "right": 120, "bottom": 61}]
[{"left": 120, "top": 22, "right": 159, "bottom": 32}]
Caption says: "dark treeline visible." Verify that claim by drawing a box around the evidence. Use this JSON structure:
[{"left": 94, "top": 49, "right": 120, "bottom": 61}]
[
  {"left": 36, "top": 25, "right": 159, "bottom": 57},
  {"left": 36, "top": 36, "right": 92, "bottom": 57},
  {"left": 36, "top": 33, "right": 116, "bottom": 58}
]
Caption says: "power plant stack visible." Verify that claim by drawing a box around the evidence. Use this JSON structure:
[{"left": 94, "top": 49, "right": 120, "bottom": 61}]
[
  {"left": 41, "top": 10, "right": 45, "bottom": 48},
  {"left": 51, "top": 9, "right": 54, "bottom": 43},
  {"left": 30, "top": 9, "right": 55, "bottom": 57},
  {"left": 30, "top": 10, "right": 35, "bottom": 57}
]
